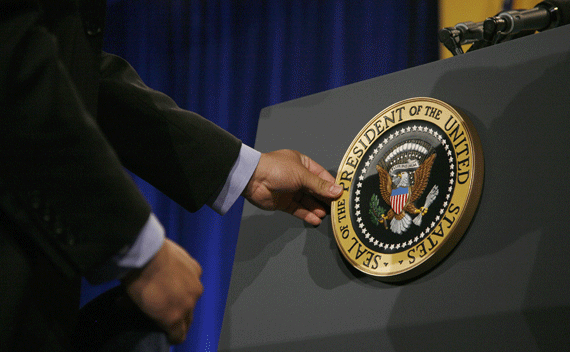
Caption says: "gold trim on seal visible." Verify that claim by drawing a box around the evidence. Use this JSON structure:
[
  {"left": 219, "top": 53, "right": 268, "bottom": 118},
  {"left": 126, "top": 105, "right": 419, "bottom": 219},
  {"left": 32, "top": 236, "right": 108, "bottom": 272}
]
[{"left": 331, "top": 97, "right": 484, "bottom": 282}]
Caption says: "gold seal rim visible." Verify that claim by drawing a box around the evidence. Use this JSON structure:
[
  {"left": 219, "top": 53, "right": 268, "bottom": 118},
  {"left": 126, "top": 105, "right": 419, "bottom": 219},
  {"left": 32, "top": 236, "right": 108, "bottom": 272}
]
[{"left": 331, "top": 97, "right": 484, "bottom": 282}]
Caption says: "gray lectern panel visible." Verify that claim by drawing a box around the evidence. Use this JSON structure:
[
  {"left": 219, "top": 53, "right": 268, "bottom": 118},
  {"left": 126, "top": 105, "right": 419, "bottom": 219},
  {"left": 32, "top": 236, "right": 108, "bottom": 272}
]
[{"left": 220, "top": 25, "right": 570, "bottom": 351}]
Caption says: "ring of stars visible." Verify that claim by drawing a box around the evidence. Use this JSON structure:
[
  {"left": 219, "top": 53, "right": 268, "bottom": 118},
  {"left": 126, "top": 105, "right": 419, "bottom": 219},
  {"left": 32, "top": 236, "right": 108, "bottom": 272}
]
[{"left": 354, "top": 124, "right": 455, "bottom": 252}]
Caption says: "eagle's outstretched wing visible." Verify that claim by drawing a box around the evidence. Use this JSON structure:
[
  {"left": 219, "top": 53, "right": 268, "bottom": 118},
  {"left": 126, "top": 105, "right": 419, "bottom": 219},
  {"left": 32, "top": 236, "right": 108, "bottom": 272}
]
[
  {"left": 409, "top": 153, "right": 436, "bottom": 202},
  {"left": 376, "top": 165, "right": 392, "bottom": 206}
]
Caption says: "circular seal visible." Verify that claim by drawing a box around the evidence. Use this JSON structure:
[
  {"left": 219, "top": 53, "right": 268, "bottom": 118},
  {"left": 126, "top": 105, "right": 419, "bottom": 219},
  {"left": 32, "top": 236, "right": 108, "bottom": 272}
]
[{"left": 331, "top": 97, "right": 484, "bottom": 282}]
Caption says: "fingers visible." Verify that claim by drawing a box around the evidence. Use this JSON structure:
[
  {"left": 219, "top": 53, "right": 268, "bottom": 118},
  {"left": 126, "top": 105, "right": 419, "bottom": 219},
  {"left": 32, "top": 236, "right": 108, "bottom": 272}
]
[
  {"left": 122, "top": 239, "right": 204, "bottom": 345},
  {"left": 165, "top": 292, "right": 200, "bottom": 344},
  {"left": 166, "top": 308, "right": 193, "bottom": 344},
  {"left": 299, "top": 154, "right": 343, "bottom": 199},
  {"left": 285, "top": 193, "right": 328, "bottom": 226},
  {"left": 165, "top": 258, "right": 203, "bottom": 344},
  {"left": 164, "top": 271, "right": 203, "bottom": 344},
  {"left": 285, "top": 200, "right": 321, "bottom": 225},
  {"left": 243, "top": 149, "right": 342, "bottom": 224},
  {"left": 300, "top": 153, "right": 336, "bottom": 183}
]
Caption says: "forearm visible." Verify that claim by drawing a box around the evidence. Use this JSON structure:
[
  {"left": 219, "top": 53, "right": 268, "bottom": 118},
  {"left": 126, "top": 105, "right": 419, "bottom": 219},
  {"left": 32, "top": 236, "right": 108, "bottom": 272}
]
[{"left": 97, "top": 53, "right": 242, "bottom": 212}]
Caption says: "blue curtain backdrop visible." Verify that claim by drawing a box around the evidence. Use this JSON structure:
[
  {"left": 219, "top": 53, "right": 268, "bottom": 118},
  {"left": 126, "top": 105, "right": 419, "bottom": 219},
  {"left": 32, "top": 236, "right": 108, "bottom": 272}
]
[{"left": 81, "top": 1, "right": 439, "bottom": 351}]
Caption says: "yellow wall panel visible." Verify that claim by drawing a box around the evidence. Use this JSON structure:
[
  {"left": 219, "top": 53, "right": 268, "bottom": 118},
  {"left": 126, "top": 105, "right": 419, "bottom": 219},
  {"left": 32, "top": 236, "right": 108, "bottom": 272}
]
[{"left": 513, "top": 0, "right": 540, "bottom": 9}]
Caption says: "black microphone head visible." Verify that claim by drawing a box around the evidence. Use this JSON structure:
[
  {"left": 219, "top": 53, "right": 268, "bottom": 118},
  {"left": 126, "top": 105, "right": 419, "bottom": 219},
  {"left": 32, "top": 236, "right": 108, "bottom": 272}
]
[{"left": 537, "top": 0, "right": 570, "bottom": 27}]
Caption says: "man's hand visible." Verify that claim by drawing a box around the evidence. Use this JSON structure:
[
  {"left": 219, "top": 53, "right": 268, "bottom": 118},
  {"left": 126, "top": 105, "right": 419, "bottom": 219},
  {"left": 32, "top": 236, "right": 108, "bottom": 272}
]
[
  {"left": 121, "top": 239, "right": 203, "bottom": 344},
  {"left": 243, "top": 149, "right": 343, "bottom": 225}
]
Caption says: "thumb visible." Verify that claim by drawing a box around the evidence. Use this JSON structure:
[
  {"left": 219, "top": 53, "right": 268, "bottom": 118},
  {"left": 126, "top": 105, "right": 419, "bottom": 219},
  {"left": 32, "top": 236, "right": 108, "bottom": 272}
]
[{"left": 300, "top": 167, "right": 343, "bottom": 199}]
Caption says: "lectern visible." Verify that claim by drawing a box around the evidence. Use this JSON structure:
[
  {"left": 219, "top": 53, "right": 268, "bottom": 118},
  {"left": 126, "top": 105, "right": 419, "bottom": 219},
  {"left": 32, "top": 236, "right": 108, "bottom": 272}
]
[{"left": 219, "top": 25, "right": 570, "bottom": 351}]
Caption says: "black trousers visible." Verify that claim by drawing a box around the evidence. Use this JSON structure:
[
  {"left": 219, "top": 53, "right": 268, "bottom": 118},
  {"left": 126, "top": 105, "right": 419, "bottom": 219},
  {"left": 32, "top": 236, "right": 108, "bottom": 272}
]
[
  {"left": 73, "top": 285, "right": 170, "bottom": 352},
  {"left": 0, "top": 229, "right": 168, "bottom": 352}
]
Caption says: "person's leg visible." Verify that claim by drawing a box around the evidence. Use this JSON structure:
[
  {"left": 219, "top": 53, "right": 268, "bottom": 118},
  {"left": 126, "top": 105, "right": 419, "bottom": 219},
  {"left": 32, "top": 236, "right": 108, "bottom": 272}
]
[{"left": 73, "top": 285, "right": 170, "bottom": 352}]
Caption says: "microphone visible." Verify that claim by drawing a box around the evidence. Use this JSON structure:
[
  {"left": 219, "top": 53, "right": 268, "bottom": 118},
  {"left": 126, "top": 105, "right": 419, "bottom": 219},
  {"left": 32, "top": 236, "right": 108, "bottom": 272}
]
[
  {"left": 438, "top": 21, "right": 485, "bottom": 55},
  {"left": 439, "top": 0, "right": 570, "bottom": 56},
  {"left": 484, "top": 0, "right": 570, "bottom": 37}
]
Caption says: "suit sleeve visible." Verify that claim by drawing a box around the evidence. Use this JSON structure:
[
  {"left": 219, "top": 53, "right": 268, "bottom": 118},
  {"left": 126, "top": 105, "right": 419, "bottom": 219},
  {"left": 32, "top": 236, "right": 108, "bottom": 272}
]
[
  {"left": 97, "top": 53, "right": 242, "bottom": 212},
  {"left": 0, "top": 5, "right": 151, "bottom": 280}
]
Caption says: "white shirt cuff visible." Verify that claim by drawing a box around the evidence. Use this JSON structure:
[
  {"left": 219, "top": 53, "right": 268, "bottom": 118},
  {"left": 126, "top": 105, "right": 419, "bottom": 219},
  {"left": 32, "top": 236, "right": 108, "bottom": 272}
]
[
  {"left": 88, "top": 213, "right": 165, "bottom": 284},
  {"left": 208, "top": 144, "right": 261, "bottom": 215},
  {"left": 114, "top": 213, "right": 165, "bottom": 268}
]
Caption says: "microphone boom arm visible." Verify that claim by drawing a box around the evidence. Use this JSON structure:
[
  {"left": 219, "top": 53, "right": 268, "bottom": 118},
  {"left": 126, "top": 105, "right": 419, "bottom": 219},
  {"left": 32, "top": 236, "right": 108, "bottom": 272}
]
[{"left": 439, "top": 0, "right": 566, "bottom": 56}]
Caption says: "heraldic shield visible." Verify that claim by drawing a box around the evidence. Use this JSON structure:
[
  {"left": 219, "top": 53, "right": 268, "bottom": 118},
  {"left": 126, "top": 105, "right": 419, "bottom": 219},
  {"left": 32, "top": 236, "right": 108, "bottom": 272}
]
[{"left": 390, "top": 187, "right": 409, "bottom": 214}]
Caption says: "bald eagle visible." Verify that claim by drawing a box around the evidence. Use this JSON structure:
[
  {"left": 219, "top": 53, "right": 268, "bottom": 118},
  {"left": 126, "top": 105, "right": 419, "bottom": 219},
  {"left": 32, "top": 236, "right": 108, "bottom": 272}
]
[{"left": 375, "top": 154, "right": 436, "bottom": 234}]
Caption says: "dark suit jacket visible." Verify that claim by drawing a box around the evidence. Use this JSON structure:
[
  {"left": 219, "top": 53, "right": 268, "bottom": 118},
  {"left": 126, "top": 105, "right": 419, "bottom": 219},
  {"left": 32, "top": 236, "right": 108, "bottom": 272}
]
[{"left": 0, "top": 1, "right": 241, "bottom": 350}]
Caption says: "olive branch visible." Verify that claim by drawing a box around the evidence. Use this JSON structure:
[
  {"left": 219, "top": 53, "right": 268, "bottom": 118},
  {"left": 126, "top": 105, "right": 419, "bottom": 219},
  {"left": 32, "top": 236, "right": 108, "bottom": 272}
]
[{"left": 369, "top": 193, "right": 386, "bottom": 226}]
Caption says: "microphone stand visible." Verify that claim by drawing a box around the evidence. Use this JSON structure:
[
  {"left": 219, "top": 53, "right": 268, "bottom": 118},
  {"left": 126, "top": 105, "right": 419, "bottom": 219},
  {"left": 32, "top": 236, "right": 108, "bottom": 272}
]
[
  {"left": 438, "top": 21, "right": 496, "bottom": 56},
  {"left": 439, "top": 1, "right": 564, "bottom": 56}
]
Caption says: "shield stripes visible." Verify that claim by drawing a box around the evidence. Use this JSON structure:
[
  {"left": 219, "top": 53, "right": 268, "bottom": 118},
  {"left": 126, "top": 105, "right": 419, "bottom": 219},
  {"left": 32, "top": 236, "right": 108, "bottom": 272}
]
[{"left": 390, "top": 187, "right": 409, "bottom": 214}]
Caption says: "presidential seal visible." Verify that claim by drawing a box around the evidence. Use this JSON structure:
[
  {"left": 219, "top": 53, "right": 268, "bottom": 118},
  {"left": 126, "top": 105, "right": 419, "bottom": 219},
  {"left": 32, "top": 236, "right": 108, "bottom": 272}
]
[{"left": 331, "top": 97, "right": 483, "bottom": 282}]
